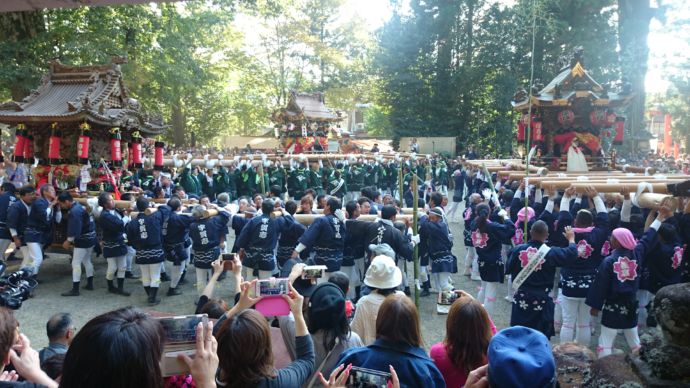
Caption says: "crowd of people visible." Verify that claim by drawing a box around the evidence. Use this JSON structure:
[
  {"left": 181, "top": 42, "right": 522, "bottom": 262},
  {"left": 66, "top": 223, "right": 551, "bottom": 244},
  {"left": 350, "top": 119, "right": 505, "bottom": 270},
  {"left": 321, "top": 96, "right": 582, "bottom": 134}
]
[{"left": 0, "top": 143, "right": 687, "bottom": 387}]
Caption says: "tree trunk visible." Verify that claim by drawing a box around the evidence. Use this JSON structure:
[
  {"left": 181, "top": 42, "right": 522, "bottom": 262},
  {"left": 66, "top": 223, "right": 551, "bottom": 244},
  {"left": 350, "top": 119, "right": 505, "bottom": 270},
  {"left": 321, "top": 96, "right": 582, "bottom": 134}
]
[
  {"left": 618, "top": 0, "right": 654, "bottom": 154},
  {"left": 171, "top": 97, "right": 186, "bottom": 147}
]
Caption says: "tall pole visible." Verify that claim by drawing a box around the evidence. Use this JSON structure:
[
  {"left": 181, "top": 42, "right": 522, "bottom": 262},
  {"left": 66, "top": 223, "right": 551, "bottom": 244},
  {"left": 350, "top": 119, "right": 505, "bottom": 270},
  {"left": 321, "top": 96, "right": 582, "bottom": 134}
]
[
  {"left": 398, "top": 163, "right": 404, "bottom": 204},
  {"left": 412, "top": 173, "right": 420, "bottom": 312},
  {"left": 524, "top": 0, "right": 538, "bottom": 238},
  {"left": 258, "top": 162, "right": 266, "bottom": 195}
]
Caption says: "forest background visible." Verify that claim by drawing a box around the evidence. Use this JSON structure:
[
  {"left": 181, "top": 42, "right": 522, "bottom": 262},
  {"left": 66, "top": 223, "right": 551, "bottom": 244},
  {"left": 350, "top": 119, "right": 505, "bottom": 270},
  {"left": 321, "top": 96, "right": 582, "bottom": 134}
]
[{"left": 0, "top": 0, "right": 689, "bottom": 154}]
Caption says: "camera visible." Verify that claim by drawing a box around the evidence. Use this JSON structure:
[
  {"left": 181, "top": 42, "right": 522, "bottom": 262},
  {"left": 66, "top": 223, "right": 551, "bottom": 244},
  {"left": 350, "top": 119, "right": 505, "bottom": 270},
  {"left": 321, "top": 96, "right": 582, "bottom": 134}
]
[{"left": 0, "top": 268, "right": 38, "bottom": 310}]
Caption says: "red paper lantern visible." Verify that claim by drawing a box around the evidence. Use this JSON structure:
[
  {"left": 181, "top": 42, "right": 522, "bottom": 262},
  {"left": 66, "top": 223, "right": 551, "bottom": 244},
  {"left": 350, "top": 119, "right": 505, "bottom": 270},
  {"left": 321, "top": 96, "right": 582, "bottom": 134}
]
[
  {"left": 605, "top": 110, "right": 617, "bottom": 127},
  {"left": 614, "top": 117, "right": 625, "bottom": 144},
  {"left": 48, "top": 123, "right": 62, "bottom": 165},
  {"left": 557, "top": 110, "right": 575, "bottom": 126},
  {"left": 531, "top": 119, "right": 544, "bottom": 141},
  {"left": 110, "top": 128, "right": 122, "bottom": 167},
  {"left": 154, "top": 141, "right": 165, "bottom": 171},
  {"left": 589, "top": 110, "right": 606, "bottom": 126},
  {"left": 130, "top": 131, "right": 143, "bottom": 168},
  {"left": 517, "top": 121, "right": 525, "bottom": 142},
  {"left": 77, "top": 123, "right": 91, "bottom": 165},
  {"left": 13, "top": 124, "right": 26, "bottom": 163},
  {"left": 23, "top": 135, "right": 34, "bottom": 162}
]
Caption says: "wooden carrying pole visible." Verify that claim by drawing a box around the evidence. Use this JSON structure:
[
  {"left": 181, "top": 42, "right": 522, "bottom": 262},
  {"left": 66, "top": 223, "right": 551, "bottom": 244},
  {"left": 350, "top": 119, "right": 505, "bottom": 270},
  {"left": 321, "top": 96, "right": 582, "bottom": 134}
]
[
  {"left": 538, "top": 181, "right": 674, "bottom": 193},
  {"left": 291, "top": 213, "right": 413, "bottom": 226},
  {"left": 74, "top": 198, "right": 133, "bottom": 209}
]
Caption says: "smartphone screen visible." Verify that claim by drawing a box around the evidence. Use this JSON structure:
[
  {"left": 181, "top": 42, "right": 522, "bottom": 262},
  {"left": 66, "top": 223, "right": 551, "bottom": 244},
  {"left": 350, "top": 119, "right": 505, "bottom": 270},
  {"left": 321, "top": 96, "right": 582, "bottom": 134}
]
[
  {"left": 347, "top": 366, "right": 391, "bottom": 388},
  {"left": 222, "top": 253, "right": 235, "bottom": 271},
  {"left": 255, "top": 278, "right": 289, "bottom": 296},
  {"left": 157, "top": 314, "right": 208, "bottom": 345},
  {"left": 301, "top": 265, "right": 327, "bottom": 280}
]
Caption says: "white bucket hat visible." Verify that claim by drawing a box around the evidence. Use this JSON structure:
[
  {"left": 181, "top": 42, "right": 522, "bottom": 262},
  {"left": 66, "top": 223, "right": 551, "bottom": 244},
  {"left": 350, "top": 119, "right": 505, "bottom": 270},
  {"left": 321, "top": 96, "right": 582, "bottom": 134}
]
[{"left": 364, "top": 255, "right": 402, "bottom": 290}]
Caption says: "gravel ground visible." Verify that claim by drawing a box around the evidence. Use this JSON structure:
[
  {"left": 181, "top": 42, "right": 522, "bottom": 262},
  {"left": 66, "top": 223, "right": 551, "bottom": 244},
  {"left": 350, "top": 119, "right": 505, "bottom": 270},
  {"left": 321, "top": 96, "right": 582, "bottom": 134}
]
[{"left": 11, "top": 211, "right": 639, "bottom": 354}]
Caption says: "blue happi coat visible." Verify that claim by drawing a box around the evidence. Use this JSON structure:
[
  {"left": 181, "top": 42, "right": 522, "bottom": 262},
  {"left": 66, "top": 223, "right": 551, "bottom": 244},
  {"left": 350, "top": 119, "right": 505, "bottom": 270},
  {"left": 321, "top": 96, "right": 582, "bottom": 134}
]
[
  {"left": 0, "top": 192, "right": 17, "bottom": 240},
  {"left": 190, "top": 211, "right": 231, "bottom": 269},
  {"left": 98, "top": 209, "right": 128, "bottom": 258},
  {"left": 507, "top": 240, "right": 578, "bottom": 338},
  {"left": 66, "top": 202, "right": 96, "bottom": 248},
  {"left": 6, "top": 200, "right": 29, "bottom": 245},
  {"left": 586, "top": 227, "right": 657, "bottom": 329},
  {"left": 126, "top": 206, "right": 171, "bottom": 264},
  {"left": 163, "top": 210, "right": 195, "bottom": 265},
  {"left": 25, "top": 198, "right": 53, "bottom": 245},
  {"left": 470, "top": 218, "right": 515, "bottom": 282},
  {"left": 419, "top": 216, "right": 457, "bottom": 274},
  {"left": 236, "top": 214, "right": 293, "bottom": 272},
  {"left": 558, "top": 210, "right": 609, "bottom": 298},
  {"left": 276, "top": 214, "right": 306, "bottom": 268},
  {"left": 298, "top": 214, "right": 345, "bottom": 272},
  {"left": 230, "top": 215, "right": 250, "bottom": 253}
]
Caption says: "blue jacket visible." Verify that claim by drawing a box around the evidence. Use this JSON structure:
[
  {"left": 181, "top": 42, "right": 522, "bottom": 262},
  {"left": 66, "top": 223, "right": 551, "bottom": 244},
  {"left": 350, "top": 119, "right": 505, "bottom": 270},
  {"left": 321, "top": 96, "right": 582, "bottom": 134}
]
[
  {"left": 230, "top": 215, "right": 250, "bottom": 253},
  {"left": 419, "top": 216, "right": 456, "bottom": 273},
  {"left": 298, "top": 214, "right": 345, "bottom": 272},
  {"left": 66, "top": 202, "right": 96, "bottom": 248},
  {"left": 336, "top": 339, "right": 446, "bottom": 388},
  {"left": 6, "top": 200, "right": 29, "bottom": 245},
  {"left": 507, "top": 241, "right": 579, "bottom": 293},
  {"left": 0, "top": 192, "right": 17, "bottom": 240},
  {"left": 26, "top": 198, "right": 53, "bottom": 245},
  {"left": 163, "top": 211, "right": 195, "bottom": 265},
  {"left": 98, "top": 209, "right": 128, "bottom": 258},
  {"left": 190, "top": 211, "right": 231, "bottom": 269}
]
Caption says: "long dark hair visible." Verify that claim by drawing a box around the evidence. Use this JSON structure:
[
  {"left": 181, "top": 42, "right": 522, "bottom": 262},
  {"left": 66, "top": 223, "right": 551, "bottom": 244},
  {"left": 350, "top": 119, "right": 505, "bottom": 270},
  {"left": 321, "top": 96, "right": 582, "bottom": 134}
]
[
  {"left": 216, "top": 309, "right": 275, "bottom": 388},
  {"left": 60, "top": 307, "right": 165, "bottom": 388},
  {"left": 376, "top": 294, "right": 422, "bottom": 347},
  {"left": 444, "top": 297, "right": 492, "bottom": 374},
  {"left": 308, "top": 283, "right": 350, "bottom": 352},
  {"left": 475, "top": 203, "right": 491, "bottom": 232}
]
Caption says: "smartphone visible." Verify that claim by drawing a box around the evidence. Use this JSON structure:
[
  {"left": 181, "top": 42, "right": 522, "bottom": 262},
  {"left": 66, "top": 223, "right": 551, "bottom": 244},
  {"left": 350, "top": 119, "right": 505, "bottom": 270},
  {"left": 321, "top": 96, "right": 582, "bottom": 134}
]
[
  {"left": 221, "top": 253, "right": 235, "bottom": 271},
  {"left": 254, "top": 278, "right": 289, "bottom": 297},
  {"left": 156, "top": 314, "right": 208, "bottom": 345},
  {"left": 347, "top": 366, "right": 392, "bottom": 388},
  {"left": 438, "top": 290, "right": 459, "bottom": 306},
  {"left": 301, "top": 265, "right": 327, "bottom": 280}
]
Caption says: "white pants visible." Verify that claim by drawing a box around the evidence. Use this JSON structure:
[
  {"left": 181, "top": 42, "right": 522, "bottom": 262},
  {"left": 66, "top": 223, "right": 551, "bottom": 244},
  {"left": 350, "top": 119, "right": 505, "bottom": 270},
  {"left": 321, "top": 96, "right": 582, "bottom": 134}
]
[
  {"left": 478, "top": 281, "right": 498, "bottom": 316},
  {"left": 560, "top": 296, "right": 591, "bottom": 345},
  {"left": 341, "top": 265, "right": 359, "bottom": 300},
  {"left": 397, "top": 259, "right": 408, "bottom": 289},
  {"left": 0, "top": 239, "right": 12, "bottom": 259},
  {"left": 637, "top": 290, "right": 654, "bottom": 328},
  {"left": 432, "top": 272, "right": 451, "bottom": 292},
  {"left": 19, "top": 246, "right": 30, "bottom": 270},
  {"left": 140, "top": 263, "right": 162, "bottom": 288},
  {"left": 72, "top": 247, "right": 94, "bottom": 282},
  {"left": 554, "top": 289, "right": 563, "bottom": 332},
  {"left": 598, "top": 325, "right": 640, "bottom": 357},
  {"left": 106, "top": 255, "right": 127, "bottom": 280},
  {"left": 446, "top": 202, "right": 460, "bottom": 221},
  {"left": 241, "top": 266, "right": 274, "bottom": 283},
  {"left": 126, "top": 246, "right": 135, "bottom": 271},
  {"left": 171, "top": 259, "right": 187, "bottom": 288},
  {"left": 355, "top": 258, "right": 365, "bottom": 283},
  {"left": 26, "top": 243, "right": 43, "bottom": 274},
  {"left": 196, "top": 268, "right": 213, "bottom": 294}
]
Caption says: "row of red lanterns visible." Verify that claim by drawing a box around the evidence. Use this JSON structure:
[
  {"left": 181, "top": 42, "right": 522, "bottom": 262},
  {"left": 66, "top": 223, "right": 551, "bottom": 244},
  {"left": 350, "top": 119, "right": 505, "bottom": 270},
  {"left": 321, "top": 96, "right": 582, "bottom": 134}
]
[{"left": 14, "top": 123, "right": 166, "bottom": 170}]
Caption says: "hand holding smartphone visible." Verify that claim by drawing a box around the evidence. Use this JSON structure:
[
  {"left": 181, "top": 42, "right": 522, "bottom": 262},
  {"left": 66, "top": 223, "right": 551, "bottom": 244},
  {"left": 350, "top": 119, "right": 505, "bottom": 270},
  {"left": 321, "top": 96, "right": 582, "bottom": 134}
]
[{"left": 221, "top": 253, "right": 235, "bottom": 271}]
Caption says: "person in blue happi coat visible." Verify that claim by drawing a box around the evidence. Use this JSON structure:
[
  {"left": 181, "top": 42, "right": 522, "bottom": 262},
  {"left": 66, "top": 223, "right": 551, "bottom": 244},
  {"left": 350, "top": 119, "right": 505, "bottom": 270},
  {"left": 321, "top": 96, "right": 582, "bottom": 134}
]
[
  {"left": 0, "top": 183, "right": 17, "bottom": 261},
  {"left": 419, "top": 207, "right": 457, "bottom": 293},
  {"left": 236, "top": 199, "right": 294, "bottom": 280},
  {"left": 507, "top": 221, "right": 578, "bottom": 338},
  {"left": 276, "top": 200, "right": 306, "bottom": 270},
  {"left": 162, "top": 197, "right": 195, "bottom": 296},
  {"left": 24, "top": 184, "right": 57, "bottom": 277},
  {"left": 126, "top": 197, "right": 171, "bottom": 305},
  {"left": 557, "top": 186, "right": 609, "bottom": 346},
  {"left": 7, "top": 186, "right": 35, "bottom": 273},
  {"left": 190, "top": 204, "right": 230, "bottom": 295},
  {"left": 586, "top": 207, "right": 665, "bottom": 358},
  {"left": 292, "top": 197, "right": 346, "bottom": 278},
  {"left": 470, "top": 202, "right": 515, "bottom": 315},
  {"left": 59, "top": 192, "right": 98, "bottom": 297},
  {"left": 96, "top": 192, "right": 131, "bottom": 296}
]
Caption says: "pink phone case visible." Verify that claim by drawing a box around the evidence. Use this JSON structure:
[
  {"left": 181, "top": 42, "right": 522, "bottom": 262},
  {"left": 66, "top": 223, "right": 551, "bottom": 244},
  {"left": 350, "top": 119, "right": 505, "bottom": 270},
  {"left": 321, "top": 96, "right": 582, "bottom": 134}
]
[{"left": 255, "top": 296, "right": 290, "bottom": 316}]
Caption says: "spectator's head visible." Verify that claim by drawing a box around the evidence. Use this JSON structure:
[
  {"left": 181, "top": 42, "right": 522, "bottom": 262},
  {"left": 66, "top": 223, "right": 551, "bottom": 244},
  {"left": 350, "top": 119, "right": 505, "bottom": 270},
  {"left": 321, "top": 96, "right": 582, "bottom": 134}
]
[
  {"left": 0, "top": 308, "right": 18, "bottom": 369},
  {"left": 261, "top": 199, "right": 274, "bottom": 216},
  {"left": 0, "top": 182, "right": 15, "bottom": 195},
  {"left": 574, "top": 209, "right": 593, "bottom": 228},
  {"left": 445, "top": 294, "right": 492, "bottom": 374},
  {"left": 56, "top": 191, "right": 73, "bottom": 209},
  {"left": 345, "top": 200, "right": 360, "bottom": 219},
  {"left": 200, "top": 298, "right": 230, "bottom": 319},
  {"left": 136, "top": 197, "right": 149, "bottom": 212},
  {"left": 364, "top": 254, "right": 401, "bottom": 295},
  {"left": 42, "top": 353, "right": 65, "bottom": 382},
  {"left": 381, "top": 205, "right": 397, "bottom": 221},
  {"left": 308, "top": 283, "right": 349, "bottom": 351},
  {"left": 299, "top": 195, "right": 313, "bottom": 213},
  {"left": 376, "top": 294, "right": 422, "bottom": 347},
  {"left": 327, "top": 271, "right": 350, "bottom": 296},
  {"left": 46, "top": 312, "right": 75, "bottom": 345},
  {"left": 529, "top": 220, "right": 549, "bottom": 242},
  {"left": 60, "top": 307, "right": 165, "bottom": 388},
  {"left": 216, "top": 309, "right": 273, "bottom": 388},
  {"left": 487, "top": 326, "right": 556, "bottom": 388},
  {"left": 357, "top": 197, "right": 371, "bottom": 214}
]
